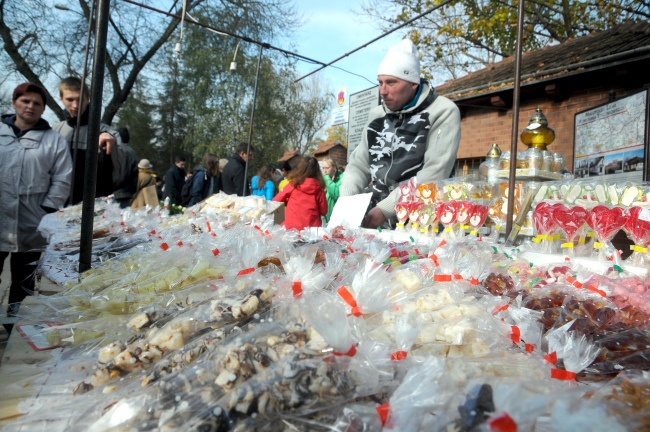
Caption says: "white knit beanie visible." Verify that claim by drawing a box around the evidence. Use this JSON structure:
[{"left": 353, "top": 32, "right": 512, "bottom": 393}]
[{"left": 377, "top": 39, "right": 421, "bottom": 84}]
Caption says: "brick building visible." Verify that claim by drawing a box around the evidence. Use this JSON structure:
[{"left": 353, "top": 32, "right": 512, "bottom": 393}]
[
  {"left": 437, "top": 22, "right": 650, "bottom": 179},
  {"left": 311, "top": 140, "right": 348, "bottom": 168}
]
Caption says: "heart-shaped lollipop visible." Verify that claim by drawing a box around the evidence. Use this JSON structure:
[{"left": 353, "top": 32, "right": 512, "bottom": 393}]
[
  {"left": 587, "top": 205, "right": 628, "bottom": 243},
  {"left": 533, "top": 202, "right": 557, "bottom": 236},
  {"left": 553, "top": 204, "right": 588, "bottom": 242},
  {"left": 625, "top": 206, "right": 650, "bottom": 246},
  {"left": 469, "top": 205, "right": 489, "bottom": 228}
]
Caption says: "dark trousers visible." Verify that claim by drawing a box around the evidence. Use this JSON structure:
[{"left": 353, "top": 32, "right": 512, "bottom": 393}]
[{"left": 1, "top": 251, "right": 41, "bottom": 333}]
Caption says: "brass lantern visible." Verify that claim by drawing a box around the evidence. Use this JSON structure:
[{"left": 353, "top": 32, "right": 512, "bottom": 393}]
[{"left": 520, "top": 109, "right": 555, "bottom": 150}]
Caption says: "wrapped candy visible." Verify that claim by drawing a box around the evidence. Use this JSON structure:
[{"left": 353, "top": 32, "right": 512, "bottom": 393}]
[
  {"left": 545, "top": 320, "right": 601, "bottom": 382},
  {"left": 417, "top": 203, "right": 438, "bottom": 235},
  {"left": 624, "top": 206, "right": 650, "bottom": 266},
  {"left": 417, "top": 181, "right": 439, "bottom": 204},
  {"left": 398, "top": 177, "right": 419, "bottom": 203},
  {"left": 380, "top": 356, "right": 448, "bottom": 431},
  {"left": 552, "top": 204, "right": 588, "bottom": 254},
  {"left": 408, "top": 201, "right": 425, "bottom": 232},
  {"left": 338, "top": 259, "right": 408, "bottom": 317},
  {"left": 586, "top": 205, "right": 628, "bottom": 263},
  {"left": 436, "top": 201, "right": 459, "bottom": 238},
  {"left": 395, "top": 201, "right": 411, "bottom": 230},
  {"left": 455, "top": 201, "right": 476, "bottom": 236},
  {"left": 442, "top": 181, "right": 471, "bottom": 201},
  {"left": 468, "top": 204, "right": 489, "bottom": 236},
  {"left": 533, "top": 202, "right": 559, "bottom": 253}
]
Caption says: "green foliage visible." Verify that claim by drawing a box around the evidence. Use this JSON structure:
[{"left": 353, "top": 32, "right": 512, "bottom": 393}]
[
  {"left": 364, "top": 0, "right": 649, "bottom": 83},
  {"left": 154, "top": 5, "right": 331, "bottom": 176},
  {"left": 324, "top": 125, "right": 348, "bottom": 147}
]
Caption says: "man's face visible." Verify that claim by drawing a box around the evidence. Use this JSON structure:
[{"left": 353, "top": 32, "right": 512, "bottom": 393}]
[
  {"left": 241, "top": 151, "right": 254, "bottom": 162},
  {"left": 176, "top": 161, "right": 186, "bottom": 170},
  {"left": 60, "top": 88, "right": 89, "bottom": 118},
  {"left": 378, "top": 75, "right": 419, "bottom": 111},
  {"left": 12, "top": 92, "right": 45, "bottom": 129}
]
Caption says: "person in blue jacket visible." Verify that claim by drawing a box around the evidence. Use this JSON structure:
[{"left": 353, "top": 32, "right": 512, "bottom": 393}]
[
  {"left": 188, "top": 154, "right": 220, "bottom": 206},
  {"left": 251, "top": 164, "right": 276, "bottom": 200}
]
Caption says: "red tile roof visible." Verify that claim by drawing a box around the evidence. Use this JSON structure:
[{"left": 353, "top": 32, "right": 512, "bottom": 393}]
[
  {"left": 311, "top": 140, "right": 345, "bottom": 156},
  {"left": 278, "top": 149, "right": 300, "bottom": 162},
  {"left": 437, "top": 21, "right": 650, "bottom": 100}
]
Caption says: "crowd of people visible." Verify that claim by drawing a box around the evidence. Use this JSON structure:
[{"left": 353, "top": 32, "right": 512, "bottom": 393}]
[{"left": 1, "top": 37, "right": 460, "bottom": 334}]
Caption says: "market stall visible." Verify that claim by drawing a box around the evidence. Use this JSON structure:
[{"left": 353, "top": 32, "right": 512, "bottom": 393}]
[{"left": 1, "top": 180, "right": 650, "bottom": 431}]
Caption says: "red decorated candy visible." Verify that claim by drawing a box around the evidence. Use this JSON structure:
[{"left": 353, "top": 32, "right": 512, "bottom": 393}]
[
  {"left": 469, "top": 204, "right": 489, "bottom": 228},
  {"left": 436, "top": 201, "right": 458, "bottom": 227},
  {"left": 456, "top": 201, "right": 475, "bottom": 225},
  {"left": 625, "top": 206, "right": 650, "bottom": 246},
  {"left": 395, "top": 202, "right": 410, "bottom": 224},
  {"left": 587, "top": 205, "right": 628, "bottom": 243},
  {"left": 533, "top": 202, "right": 557, "bottom": 235},
  {"left": 553, "top": 204, "right": 588, "bottom": 242}
]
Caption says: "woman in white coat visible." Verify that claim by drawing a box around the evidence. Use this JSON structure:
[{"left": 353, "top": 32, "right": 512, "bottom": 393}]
[{"left": 0, "top": 83, "right": 72, "bottom": 333}]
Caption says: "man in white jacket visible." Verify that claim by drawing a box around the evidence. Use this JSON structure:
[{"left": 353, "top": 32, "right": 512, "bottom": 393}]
[
  {"left": 0, "top": 83, "right": 72, "bottom": 332},
  {"left": 340, "top": 39, "right": 461, "bottom": 228}
]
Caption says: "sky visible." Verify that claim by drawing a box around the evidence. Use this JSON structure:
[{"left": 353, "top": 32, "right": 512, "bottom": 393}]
[{"left": 288, "top": 1, "right": 405, "bottom": 102}]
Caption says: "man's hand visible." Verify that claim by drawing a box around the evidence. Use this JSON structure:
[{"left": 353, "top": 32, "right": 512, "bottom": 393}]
[
  {"left": 99, "top": 132, "right": 116, "bottom": 155},
  {"left": 362, "top": 206, "right": 387, "bottom": 229}
]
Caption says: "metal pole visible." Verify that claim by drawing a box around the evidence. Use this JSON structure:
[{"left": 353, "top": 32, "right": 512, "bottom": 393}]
[
  {"left": 505, "top": 0, "right": 526, "bottom": 238},
  {"left": 243, "top": 44, "right": 264, "bottom": 196},
  {"left": 69, "top": 0, "right": 96, "bottom": 205},
  {"left": 79, "top": 0, "right": 111, "bottom": 273}
]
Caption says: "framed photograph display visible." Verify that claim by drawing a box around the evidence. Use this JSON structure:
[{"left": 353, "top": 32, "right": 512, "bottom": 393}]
[{"left": 573, "top": 89, "right": 649, "bottom": 182}]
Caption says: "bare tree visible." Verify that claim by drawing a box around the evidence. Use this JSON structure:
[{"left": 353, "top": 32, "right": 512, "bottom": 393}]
[{"left": 1, "top": 0, "right": 211, "bottom": 123}]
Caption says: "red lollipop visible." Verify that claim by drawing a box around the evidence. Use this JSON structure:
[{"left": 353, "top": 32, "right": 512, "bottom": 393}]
[
  {"left": 533, "top": 202, "right": 557, "bottom": 236},
  {"left": 553, "top": 204, "right": 588, "bottom": 244},
  {"left": 625, "top": 206, "right": 650, "bottom": 246},
  {"left": 587, "top": 205, "right": 628, "bottom": 243},
  {"left": 456, "top": 201, "right": 475, "bottom": 226},
  {"left": 436, "top": 201, "right": 458, "bottom": 228},
  {"left": 469, "top": 205, "right": 489, "bottom": 229}
]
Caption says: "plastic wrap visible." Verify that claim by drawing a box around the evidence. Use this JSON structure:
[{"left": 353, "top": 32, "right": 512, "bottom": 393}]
[
  {"left": 625, "top": 206, "right": 650, "bottom": 266},
  {"left": 545, "top": 320, "right": 601, "bottom": 381},
  {"left": 552, "top": 204, "right": 589, "bottom": 253},
  {"left": 587, "top": 204, "right": 628, "bottom": 262},
  {"left": 381, "top": 356, "right": 448, "bottom": 431}
]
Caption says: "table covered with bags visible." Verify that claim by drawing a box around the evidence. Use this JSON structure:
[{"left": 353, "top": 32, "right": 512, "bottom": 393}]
[{"left": 1, "top": 183, "right": 650, "bottom": 431}]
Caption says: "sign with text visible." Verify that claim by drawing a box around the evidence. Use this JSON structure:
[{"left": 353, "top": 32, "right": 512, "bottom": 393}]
[
  {"left": 331, "top": 86, "right": 349, "bottom": 126},
  {"left": 573, "top": 90, "right": 649, "bottom": 182},
  {"left": 347, "top": 86, "right": 380, "bottom": 157}
]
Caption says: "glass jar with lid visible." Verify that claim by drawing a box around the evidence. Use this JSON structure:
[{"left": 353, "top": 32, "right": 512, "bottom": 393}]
[
  {"left": 479, "top": 143, "right": 502, "bottom": 183},
  {"left": 527, "top": 147, "right": 543, "bottom": 170},
  {"left": 552, "top": 152, "right": 565, "bottom": 173},
  {"left": 542, "top": 150, "right": 554, "bottom": 171},
  {"left": 499, "top": 151, "right": 511, "bottom": 170}
]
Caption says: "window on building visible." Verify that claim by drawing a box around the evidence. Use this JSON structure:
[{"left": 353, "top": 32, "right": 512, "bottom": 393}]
[{"left": 454, "top": 158, "right": 484, "bottom": 178}]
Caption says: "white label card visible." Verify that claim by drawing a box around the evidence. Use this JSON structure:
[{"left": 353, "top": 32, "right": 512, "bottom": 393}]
[{"left": 327, "top": 193, "right": 372, "bottom": 228}]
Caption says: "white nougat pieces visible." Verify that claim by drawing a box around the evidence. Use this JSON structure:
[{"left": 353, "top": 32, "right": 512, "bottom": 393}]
[{"left": 392, "top": 269, "right": 422, "bottom": 294}]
